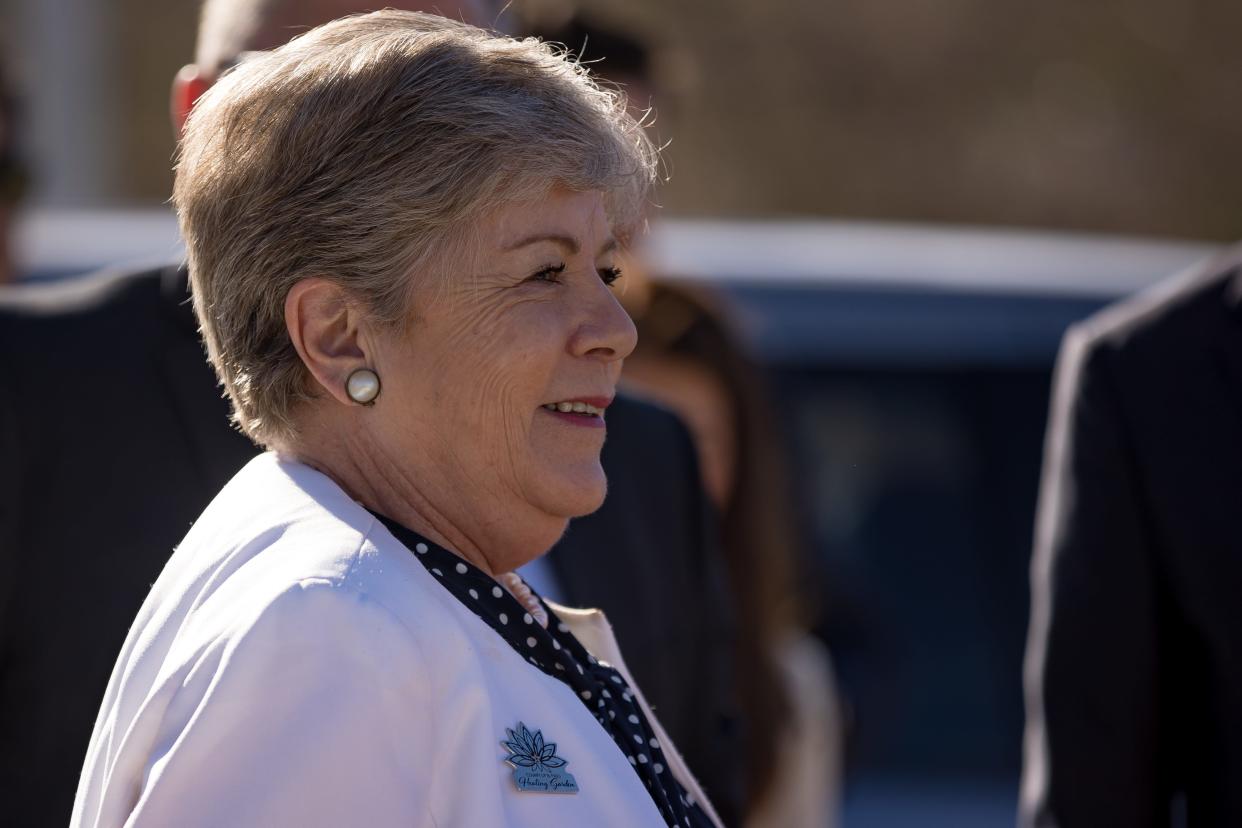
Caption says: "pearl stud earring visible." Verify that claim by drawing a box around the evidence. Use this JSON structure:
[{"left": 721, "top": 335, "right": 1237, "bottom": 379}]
[{"left": 346, "top": 367, "right": 381, "bottom": 405}]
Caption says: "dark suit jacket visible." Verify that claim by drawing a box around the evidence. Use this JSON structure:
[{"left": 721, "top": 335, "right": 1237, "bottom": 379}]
[
  {"left": 0, "top": 265, "right": 740, "bottom": 827},
  {"left": 1021, "top": 245, "right": 1242, "bottom": 828}
]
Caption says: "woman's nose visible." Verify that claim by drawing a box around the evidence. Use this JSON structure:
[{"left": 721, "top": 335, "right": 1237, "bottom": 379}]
[{"left": 572, "top": 282, "right": 638, "bottom": 362}]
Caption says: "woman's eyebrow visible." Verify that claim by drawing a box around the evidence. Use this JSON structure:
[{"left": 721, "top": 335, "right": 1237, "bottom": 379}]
[
  {"left": 504, "top": 233, "right": 579, "bottom": 253},
  {"left": 503, "top": 234, "right": 618, "bottom": 256}
]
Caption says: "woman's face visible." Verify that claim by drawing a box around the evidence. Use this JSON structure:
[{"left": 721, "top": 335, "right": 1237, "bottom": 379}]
[{"left": 368, "top": 188, "right": 636, "bottom": 557}]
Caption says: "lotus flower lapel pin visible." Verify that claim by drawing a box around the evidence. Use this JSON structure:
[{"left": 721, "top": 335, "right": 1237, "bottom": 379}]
[{"left": 502, "top": 722, "right": 580, "bottom": 794}]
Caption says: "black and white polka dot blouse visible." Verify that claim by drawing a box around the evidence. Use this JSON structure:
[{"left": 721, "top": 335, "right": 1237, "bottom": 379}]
[{"left": 372, "top": 512, "right": 714, "bottom": 828}]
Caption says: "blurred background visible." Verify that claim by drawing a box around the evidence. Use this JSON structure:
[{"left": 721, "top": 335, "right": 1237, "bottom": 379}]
[
  {"left": 2, "top": 1, "right": 1238, "bottom": 826},
  {"left": 5, "top": 0, "right": 1242, "bottom": 236}
]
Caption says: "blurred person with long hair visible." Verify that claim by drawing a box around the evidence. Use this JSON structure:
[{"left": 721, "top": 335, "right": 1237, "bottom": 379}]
[{"left": 622, "top": 280, "right": 843, "bottom": 828}]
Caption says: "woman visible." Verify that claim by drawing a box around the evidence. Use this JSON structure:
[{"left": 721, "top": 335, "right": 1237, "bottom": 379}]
[
  {"left": 71, "top": 12, "right": 721, "bottom": 828},
  {"left": 622, "top": 282, "right": 842, "bottom": 828}
]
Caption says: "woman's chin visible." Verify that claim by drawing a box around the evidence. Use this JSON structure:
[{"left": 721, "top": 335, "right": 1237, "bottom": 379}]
[
  {"left": 534, "top": 466, "right": 609, "bottom": 519},
  {"left": 566, "top": 488, "right": 607, "bottom": 518}
]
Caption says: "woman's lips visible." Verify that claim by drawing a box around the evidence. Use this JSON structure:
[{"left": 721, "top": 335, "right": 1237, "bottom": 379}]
[
  {"left": 541, "top": 407, "right": 607, "bottom": 428},
  {"left": 539, "top": 396, "right": 612, "bottom": 429}
]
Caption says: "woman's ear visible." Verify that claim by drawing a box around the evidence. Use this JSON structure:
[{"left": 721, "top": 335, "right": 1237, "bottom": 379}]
[{"left": 285, "top": 278, "right": 371, "bottom": 407}]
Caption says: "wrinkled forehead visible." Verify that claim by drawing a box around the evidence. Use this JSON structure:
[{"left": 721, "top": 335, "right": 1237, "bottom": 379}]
[
  {"left": 486, "top": 189, "right": 615, "bottom": 252},
  {"left": 417, "top": 188, "right": 614, "bottom": 288}
]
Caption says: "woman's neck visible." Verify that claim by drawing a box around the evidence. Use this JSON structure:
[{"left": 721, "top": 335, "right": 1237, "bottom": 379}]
[{"left": 283, "top": 418, "right": 565, "bottom": 577}]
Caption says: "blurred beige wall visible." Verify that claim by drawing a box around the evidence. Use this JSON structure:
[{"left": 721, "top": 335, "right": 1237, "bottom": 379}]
[
  {"left": 599, "top": 0, "right": 1242, "bottom": 240},
  {"left": 112, "top": 0, "right": 199, "bottom": 205},
  {"left": 8, "top": 0, "right": 1242, "bottom": 240}
]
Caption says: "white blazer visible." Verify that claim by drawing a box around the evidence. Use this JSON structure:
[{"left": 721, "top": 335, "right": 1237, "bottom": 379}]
[{"left": 72, "top": 453, "right": 723, "bottom": 828}]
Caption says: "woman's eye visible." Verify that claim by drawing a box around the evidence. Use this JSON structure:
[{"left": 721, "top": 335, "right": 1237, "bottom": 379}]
[
  {"left": 599, "top": 266, "right": 623, "bottom": 287},
  {"left": 528, "top": 263, "right": 567, "bottom": 283}
]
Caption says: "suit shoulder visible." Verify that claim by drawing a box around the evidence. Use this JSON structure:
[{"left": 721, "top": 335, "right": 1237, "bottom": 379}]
[
  {"left": 220, "top": 570, "right": 421, "bottom": 652},
  {"left": 171, "top": 459, "right": 452, "bottom": 647},
  {"left": 0, "top": 266, "right": 176, "bottom": 377},
  {"left": 162, "top": 522, "right": 416, "bottom": 664},
  {"left": 0, "top": 266, "right": 169, "bottom": 326},
  {"left": 1074, "top": 246, "right": 1240, "bottom": 361}
]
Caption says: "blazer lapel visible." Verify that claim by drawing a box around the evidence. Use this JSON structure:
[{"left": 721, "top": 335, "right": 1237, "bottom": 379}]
[{"left": 548, "top": 603, "right": 727, "bottom": 828}]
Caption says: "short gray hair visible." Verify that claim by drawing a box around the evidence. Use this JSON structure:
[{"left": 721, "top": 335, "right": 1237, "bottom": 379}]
[{"left": 175, "top": 10, "right": 658, "bottom": 447}]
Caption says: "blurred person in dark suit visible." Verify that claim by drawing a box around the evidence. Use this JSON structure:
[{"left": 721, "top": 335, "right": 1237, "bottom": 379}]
[
  {"left": 1021, "top": 245, "right": 1242, "bottom": 827},
  {"left": 622, "top": 281, "right": 842, "bottom": 828},
  {"left": 0, "top": 2, "right": 739, "bottom": 825}
]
